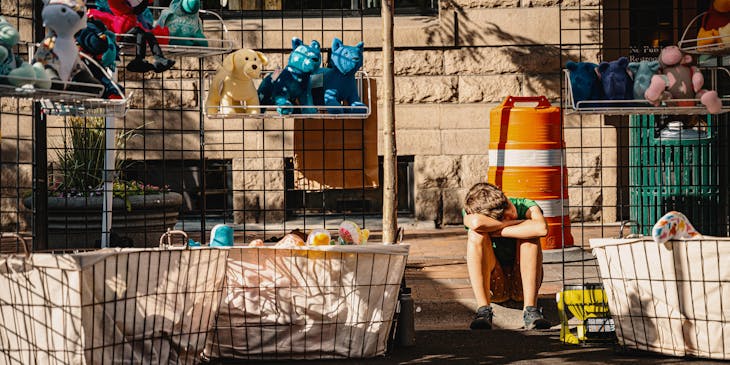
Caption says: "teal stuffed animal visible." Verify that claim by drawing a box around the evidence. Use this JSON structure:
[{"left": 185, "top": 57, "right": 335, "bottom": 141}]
[
  {"left": 156, "top": 0, "right": 208, "bottom": 47},
  {"left": 321, "top": 38, "right": 366, "bottom": 114},
  {"left": 627, "top": 60, "right": 659, "bottom": 100},
  {"left": 0, "top": 16, "right": 50, "bottom": 88},
  {"left": 257, "top": 37, "right": 321, "bottom": 114}
]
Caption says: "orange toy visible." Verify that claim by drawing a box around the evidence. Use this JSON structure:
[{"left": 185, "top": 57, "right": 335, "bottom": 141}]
[{"left": 697, "top": 0, "right": 730, "bottom": 47}]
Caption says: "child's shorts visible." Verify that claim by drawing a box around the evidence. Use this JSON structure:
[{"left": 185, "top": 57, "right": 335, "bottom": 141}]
[{"left": 491, "top": 237, "right": 517, "bottom": 267}]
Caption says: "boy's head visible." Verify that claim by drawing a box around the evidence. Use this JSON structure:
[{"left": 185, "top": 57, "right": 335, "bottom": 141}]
[{"left": 464, "top": 182, "right": 509, "bottom": 220}]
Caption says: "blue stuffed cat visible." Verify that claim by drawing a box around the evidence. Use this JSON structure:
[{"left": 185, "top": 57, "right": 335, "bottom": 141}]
[
  {"left": 257, "top": 37, "right": 321, "bottom": 115},
  {"left": 319, "top": 38, "right": 366, "bottom": 114}
]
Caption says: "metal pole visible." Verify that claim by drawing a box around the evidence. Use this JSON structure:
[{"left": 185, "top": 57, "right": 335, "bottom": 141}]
[
  {"left": 381, "top": 0, "right": 397, "bottom": 244},
  {"left": 101, "top": 114, "right": 115, "bottom": 248},
  {"left": 33, "top": 0, "right": 48, "bottom": 251},
  {"left": 101, "top": 70, "right": 120, "bottom": 248}
]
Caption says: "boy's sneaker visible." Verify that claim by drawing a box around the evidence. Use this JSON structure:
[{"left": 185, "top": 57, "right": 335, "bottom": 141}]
[
  {"left": 523, "top": 306, "right": 550, "bottom": 330},
  {"left": 470, "top": 305, "right": 493, "bottom": 330}
]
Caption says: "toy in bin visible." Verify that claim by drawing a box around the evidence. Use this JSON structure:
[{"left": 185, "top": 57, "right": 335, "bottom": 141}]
[
  {"left": 338, "top": 220, "right": 369, "bottom": 245},
  {"left": 307, "top": 228, "right": 332, "bottom": 246},
  {"left": 557, "top": 283, "right": 615, "bottom": 344},
  {"left": 209, "top": 224, "right": 234, "bottom": 247}
]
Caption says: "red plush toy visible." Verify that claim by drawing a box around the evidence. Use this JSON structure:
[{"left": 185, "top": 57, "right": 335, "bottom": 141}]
[{"left": 88, "top": 0, "right": 175, "bottom": 73}]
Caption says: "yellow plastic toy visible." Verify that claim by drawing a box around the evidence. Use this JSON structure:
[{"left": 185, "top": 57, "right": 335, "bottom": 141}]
[
  {"left": 337, "top": 220, "right": 369, "bottom": 245},
  {"left": 307, "top": 228, "right": 331, "bottom": 246},
  {"left": 557, "top": 283, "right": 613, "bottom": 344}
]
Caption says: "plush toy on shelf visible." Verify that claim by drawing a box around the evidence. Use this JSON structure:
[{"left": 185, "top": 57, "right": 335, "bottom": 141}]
[
  {"left": 337, "top": 220, "right": 369, "bottom": 245},
  {"left": 206, "top": 48, "right": 268, "bottom": 115},
  {"left": 88, "top": 0, "right": 175, "bottom": 73},
  {"left": 257, "top": 37, "right": 321, "bottom": 115},
  {"left": 644, "top": 46, "right": 722, "bottom": 113},
  {"left": 0, "top": 16, "right": 50, "bottom": 88},
  {"left": 597, "top": 57, "right": 633, "bottom": 101},
  {"left": 76, "top": 19, "right": 124, "bottom": 99},
  {"left": 156, "top": 0, "right": 207, "bottom": 47},
  {"left": 565, "top": 61, "right": 603, "bottom": 105},
  {"left": 318, "top": 38, "right": 367, "bottom": 114},
  {"left": 33, "top": 0, "right": 102, "bottom": 93},
  {"left": 627, "top": 60, "right": 659, "bottom": 100},
  {"left": 697, "top": 0, "right": 730, "bottom": 48}
]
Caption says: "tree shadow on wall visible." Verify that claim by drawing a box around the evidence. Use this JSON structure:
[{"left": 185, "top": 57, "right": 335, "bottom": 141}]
[{"left": 421, "top": 2, "right": 602, "bottom": 99}]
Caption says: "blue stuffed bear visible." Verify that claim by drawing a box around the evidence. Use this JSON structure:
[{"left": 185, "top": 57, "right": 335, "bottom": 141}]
[
  {"left": 156, "top": 0, "right": 207, "bottom": 47},
  {"left": 597, "top": 57, "right": 633, "bottom": 101},
  {"left": 257, "top": 37, "right": 321, "bottom": 115},
  {"left": 566, "top": 61, "right": 603, "bottom": 107},
  {"left": 627, "top": 60, "right": 659, "bottom": 100},
  {"left": 318, "top": 38, "right": 366, "bottom": 114},
  {"left": 76, "top": 19, "right": 124, "bottom": 99}
]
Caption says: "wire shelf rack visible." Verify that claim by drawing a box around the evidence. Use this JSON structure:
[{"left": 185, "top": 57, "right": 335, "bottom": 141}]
[
  {"left": 115, "top": 9, "right": 234, "bottom": 58},
  {"left": 205, "top": 71, "right": 372, "bottom": 120},
  {"left": 0, "top": 77, "right": 129, "bottom": 117},
  {"left": 678, "top": 12, "right": 730, "bottom": 56},
  {"left": 563, "top": 70, "right": 730, "bottom": 115}
]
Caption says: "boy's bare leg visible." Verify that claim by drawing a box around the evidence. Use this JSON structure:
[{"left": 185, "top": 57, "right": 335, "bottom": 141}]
[
  {"left": 466, "top": 229, "right": 496, "bottom": 308},
  {"left": 518, "top": 238, "right": 543, "bottom": 309}
]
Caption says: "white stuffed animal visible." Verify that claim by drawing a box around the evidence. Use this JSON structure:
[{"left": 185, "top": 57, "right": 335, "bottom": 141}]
[
  {"left": 206, "top": 48, "right": 268, "bottom": 115},
  {"left": 33, "top": 0, "right": 100, "bottom": 93}
]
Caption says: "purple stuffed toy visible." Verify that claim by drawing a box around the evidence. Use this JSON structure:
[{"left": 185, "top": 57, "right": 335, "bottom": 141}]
[{"left": 597, "top": 57, "right": 633, "bottom": 100}]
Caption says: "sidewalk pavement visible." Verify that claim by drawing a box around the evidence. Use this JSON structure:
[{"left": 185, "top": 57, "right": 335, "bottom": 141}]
[{"left": 398, "top": 226, "right": 600, "bottom": 330}]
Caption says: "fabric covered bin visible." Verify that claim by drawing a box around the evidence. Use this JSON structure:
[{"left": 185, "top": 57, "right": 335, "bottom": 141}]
[
  {"left": 204, "top": 244, "right": 409, "bottom": 360},
  {"left": 590, "top": 237, "right": 730, "bottom": 359},
  {"left": 0, "top": 246, "right": 229, "bottom": 364}
]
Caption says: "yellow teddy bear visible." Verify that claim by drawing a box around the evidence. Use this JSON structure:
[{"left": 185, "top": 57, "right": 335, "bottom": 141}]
[{"left": 697, "top": 0, "right": 730, "bottom": 47}]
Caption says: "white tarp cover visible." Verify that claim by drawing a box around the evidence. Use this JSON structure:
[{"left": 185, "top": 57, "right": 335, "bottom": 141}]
[
  {"left": 0, "top": 247, "right": 229, "bottom": 365},
  {"left": 590, "top": 237, "right": 730, "bottom": 359},
  {"left": 204, "top": 244, "right": 409, "bottom": 360}
]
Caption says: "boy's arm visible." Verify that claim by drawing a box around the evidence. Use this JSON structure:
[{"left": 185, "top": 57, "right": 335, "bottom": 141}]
[
  {"left": 492, "top": 205, "right": 548, "bottom": 239},
  {"left": 463, "top": 213, "right": 503, "bottom": 235}
]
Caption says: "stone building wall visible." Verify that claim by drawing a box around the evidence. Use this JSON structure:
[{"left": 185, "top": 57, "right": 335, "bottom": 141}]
[
  {"left": 0, "top": 0, "right": 611, "bottom": 230},
  {"left": 212, "top": 0, "right": 610, "bottom": 226}
]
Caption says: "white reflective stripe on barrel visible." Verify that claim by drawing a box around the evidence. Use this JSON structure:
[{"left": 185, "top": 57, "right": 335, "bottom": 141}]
[
  {"left": 533, "top": 199, "right": 569, "bottom": 218},
  {"left": 488, "top": 149, "right": 564, "bottom": 167}
]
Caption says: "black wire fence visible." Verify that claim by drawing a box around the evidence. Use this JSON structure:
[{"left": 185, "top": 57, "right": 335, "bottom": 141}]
[{"left": 559, "top": 0, "right": 730, "bottom": 350}]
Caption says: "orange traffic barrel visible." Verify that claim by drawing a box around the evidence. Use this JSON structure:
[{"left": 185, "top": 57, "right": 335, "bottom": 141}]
[{"left": 487, "top": 96, "right": 574, "bottom": 250}]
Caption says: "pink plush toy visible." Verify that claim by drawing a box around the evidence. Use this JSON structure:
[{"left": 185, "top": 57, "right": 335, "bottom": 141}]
[{"left": 644, "top": 46, "right": 722, "bottom": 113}]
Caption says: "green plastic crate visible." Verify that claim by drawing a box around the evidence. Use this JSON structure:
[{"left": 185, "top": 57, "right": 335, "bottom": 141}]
[{"left": 629, "top": 115, "right": 719, "bottom": 235}]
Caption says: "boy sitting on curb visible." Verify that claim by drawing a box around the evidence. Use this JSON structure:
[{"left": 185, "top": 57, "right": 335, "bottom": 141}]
[{"left": 463, "top": 182, "right": 551, "bottom": 330}]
